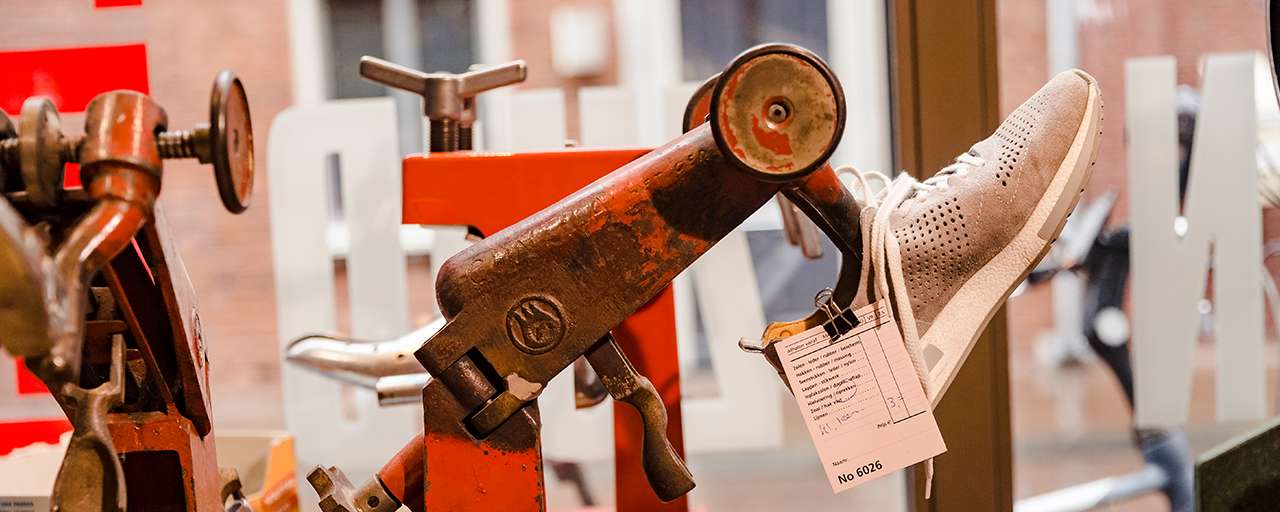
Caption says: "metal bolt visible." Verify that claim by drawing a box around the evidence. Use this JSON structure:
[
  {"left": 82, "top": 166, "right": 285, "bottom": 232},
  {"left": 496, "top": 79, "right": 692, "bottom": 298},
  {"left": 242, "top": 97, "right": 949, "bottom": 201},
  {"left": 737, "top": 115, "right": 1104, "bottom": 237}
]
[
  {"left": 156, "top": 127, "right": 210, "bottom": 160},
  {"left": 359, "top": 56, "right": 527, "bottom": 152},
  {"left": 0, "top": 71, "right": 254, "bottom": 214},
  {"left": 767, "top": 101, "right": 791, "bottom": 124},
  {"left": 1, "top": 125, "right": 212, "bottom": 164}
]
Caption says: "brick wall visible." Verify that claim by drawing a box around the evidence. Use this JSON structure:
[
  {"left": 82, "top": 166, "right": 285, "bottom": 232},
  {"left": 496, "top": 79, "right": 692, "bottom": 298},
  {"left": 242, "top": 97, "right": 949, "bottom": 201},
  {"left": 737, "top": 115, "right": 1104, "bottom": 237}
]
[
  {"left": 1076, "top": 0, "right": 1268, "bottom": 220},
  {"left": 1000, "top": 0, "right": 1270, "bottom": 219},
  {"left": 508, "top": 0, "right": 621, "bottom": 140}
]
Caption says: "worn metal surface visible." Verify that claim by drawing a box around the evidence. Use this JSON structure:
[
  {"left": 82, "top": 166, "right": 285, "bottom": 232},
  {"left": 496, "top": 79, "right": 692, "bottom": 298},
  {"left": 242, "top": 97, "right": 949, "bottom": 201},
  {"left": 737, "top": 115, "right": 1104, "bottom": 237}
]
[
  {"left": 18, "top": 97, "right": 68, "bottom": 208},
  {"left": 139, "top": 209, "right": 215, "bottom": 435},
  {"left": 425, "top": 124, "right": 767, "bottom": 430},
  {"left": 375, "top": 373, "right": 431, "bottom": 406},
  {"left": 108, "top": 407, "right": 225, "bottom": 510},
  {"left": 206, "top": 71, "right": 255, "bottom": 213},
  {"left": 695, "top": 70, "right": 831, "bottom": 261},
  {"left": 305, "top": 43, "right": 860, "bottom": 510},
  {"left": 422, "top": 378, "right": 545, "bottom": 511},
  {"left": 305, "top": 432, "right": 427, "bottom": 511},
  {"left": 0, "top": 72, "right": 257, "bottom": 512},
  {"left": 687, "top": 67, "right": 825, "bottom": 260},
  {"left": 304, "top": 360, "right": 543, "bottom": 511},
  {"left": 24, "top": 88, "right": 168, "bottom": 390},
  {"left": 710, "top": 45, "right": 844, "bottom": 181},
  {"left": 220, "top": 468, "right": 252, "bottom": 512},
  {"left": 50, "top": 335, "right": 127, "bottom": 512},
  {"left": 572, "top": 358, "right": 607, "bottom": 409},
  {"left": 308, "top": 462, "right": 404, "bottom": 512},
  {"left": 413, "top": 43, "right": 853, "bottom": 502},
  {"left": 402, "top": 146, "right": 687, "bottom": 510},
  {"left": 607, "top": 290, "right": 687, "bottom": 510},
  {"left": 0, "top": 196, "right": 56, "bottom": 357}
]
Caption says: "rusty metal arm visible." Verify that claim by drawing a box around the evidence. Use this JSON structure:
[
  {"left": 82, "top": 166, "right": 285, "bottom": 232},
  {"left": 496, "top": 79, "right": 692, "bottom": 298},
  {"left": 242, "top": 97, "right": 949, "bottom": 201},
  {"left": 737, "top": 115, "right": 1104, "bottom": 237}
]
[
  {"left": 413, "top": 44, "right": 848, "bottom": 503},
  {"left": 39, "top": 167, "right": 157, "bottom": 380},
  {"left": 783, "top": 165, "right": 864, "bottom": 307},
  {"left": 308, "top": 43, "right": 858, "bottom": 508}
]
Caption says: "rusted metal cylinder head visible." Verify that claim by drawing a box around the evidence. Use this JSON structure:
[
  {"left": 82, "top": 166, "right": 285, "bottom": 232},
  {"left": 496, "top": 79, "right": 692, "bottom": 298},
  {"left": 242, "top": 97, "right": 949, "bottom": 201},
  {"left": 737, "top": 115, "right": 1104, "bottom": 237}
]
[
  {"left": 80, "top": 91, "right": 168, "bottom": 184},
  {"left": 710, "top": 44, "right": 846, "bottom": 182}
]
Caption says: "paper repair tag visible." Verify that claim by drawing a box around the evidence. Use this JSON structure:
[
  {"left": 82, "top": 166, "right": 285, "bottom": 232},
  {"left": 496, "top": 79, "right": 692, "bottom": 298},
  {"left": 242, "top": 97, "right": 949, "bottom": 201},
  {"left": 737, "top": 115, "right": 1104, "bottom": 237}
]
[{"left": 776, "top": 299, "right": 946, "bottom": 493}]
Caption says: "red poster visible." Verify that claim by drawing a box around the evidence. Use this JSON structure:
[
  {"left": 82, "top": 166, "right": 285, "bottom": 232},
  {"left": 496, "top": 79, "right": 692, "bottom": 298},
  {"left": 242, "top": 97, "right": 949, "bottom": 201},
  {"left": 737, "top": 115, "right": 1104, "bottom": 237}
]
[
  {"left": 0, "top": 44, "right": 149, "bottom": 114},
  {"left": 95, "top": 0, "right": 143, "bottom": 8}
]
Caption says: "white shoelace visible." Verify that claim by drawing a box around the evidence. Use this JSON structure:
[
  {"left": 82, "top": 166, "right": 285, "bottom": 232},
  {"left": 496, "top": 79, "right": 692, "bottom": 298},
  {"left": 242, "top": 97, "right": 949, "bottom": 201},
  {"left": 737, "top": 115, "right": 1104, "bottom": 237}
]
[
  {"left": 837, "top": 150, "right": 986, "bottom": 392},
  {"left": 835, "top": 151, "right": 984, "bottom": 498}
]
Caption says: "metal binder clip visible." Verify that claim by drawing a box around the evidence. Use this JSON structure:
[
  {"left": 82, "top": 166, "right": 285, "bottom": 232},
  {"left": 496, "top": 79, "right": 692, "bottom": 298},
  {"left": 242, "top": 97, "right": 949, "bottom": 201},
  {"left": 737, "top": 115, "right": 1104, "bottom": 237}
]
[{"left": 815, "top": 288, "right": 859, "bottom": 338}]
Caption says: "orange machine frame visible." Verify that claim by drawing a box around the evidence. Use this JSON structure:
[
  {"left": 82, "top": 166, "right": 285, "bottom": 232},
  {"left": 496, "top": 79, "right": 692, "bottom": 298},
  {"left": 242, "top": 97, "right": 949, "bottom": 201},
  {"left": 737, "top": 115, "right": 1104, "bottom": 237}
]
[{"left": 403, "top": 148, "right": 688, "bottom": 512}]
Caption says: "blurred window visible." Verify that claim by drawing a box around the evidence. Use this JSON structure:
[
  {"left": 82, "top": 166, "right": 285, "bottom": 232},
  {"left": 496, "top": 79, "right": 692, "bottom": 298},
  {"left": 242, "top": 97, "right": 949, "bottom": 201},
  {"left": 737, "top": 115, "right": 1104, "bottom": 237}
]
[
  {"left": 326, "top": 0, "right": 474, "bottom": 99},
  {"left": 679, "top": 0, "right": 828, "bottom": 81}
]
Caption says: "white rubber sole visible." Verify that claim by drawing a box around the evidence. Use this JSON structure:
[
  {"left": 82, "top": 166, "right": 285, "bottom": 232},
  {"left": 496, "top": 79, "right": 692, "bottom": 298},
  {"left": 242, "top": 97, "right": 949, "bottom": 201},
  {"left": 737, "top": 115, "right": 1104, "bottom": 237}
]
[{"left": 921, "top": 70, "right": 1104, "bottom": 406}]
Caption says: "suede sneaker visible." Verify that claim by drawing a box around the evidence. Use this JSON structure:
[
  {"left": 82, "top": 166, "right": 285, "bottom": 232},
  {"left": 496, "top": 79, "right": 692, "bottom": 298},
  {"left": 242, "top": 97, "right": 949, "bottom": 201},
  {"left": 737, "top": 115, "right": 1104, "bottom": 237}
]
[{"left": 840, "top": 69, "right": 1103, "bottom": 404}]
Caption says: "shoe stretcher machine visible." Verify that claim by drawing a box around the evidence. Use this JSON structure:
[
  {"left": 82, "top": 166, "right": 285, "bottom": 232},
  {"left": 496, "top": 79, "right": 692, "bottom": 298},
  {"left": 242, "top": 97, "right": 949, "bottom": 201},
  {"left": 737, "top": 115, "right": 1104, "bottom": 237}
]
[
  {"left": 288, "top": 54, "right": 826, "bottom": 511},
  {"left": 0, "top": 72, "right": 256, "bottom": 511},
  {"left": 306, "top": 43, "right": 863, "bottom": 511},
  {"left": 286, "top": 60, "right": 677, "bottom": 509}
]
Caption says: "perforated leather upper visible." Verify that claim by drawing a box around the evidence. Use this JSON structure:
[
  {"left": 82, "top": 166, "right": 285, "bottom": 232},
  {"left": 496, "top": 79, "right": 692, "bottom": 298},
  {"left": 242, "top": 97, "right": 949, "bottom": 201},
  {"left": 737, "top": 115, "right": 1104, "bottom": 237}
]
[{"left": 890, "top": 71, "right": 1091, "bottom": 337}]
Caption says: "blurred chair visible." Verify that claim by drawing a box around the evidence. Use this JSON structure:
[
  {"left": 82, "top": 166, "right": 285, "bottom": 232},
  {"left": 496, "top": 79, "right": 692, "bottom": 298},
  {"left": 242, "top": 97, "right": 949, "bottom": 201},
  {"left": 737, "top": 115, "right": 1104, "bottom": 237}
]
[{"left": 268, "top": 97, "right": 419, "bottom": 510}]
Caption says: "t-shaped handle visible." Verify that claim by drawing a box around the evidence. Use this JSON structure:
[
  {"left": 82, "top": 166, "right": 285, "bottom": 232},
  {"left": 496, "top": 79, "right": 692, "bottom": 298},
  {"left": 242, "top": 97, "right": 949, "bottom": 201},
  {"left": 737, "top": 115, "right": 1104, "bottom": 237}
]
[{"left": 359, "top": 56, "right": 527, "bottom": 152}]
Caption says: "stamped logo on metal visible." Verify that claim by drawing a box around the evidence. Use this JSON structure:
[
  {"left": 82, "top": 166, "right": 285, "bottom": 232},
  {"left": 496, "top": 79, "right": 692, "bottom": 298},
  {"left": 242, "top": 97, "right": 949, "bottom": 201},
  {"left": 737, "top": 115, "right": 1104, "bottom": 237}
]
[{"left": 506, "top": 296, "right": 566, "bottom": 355}]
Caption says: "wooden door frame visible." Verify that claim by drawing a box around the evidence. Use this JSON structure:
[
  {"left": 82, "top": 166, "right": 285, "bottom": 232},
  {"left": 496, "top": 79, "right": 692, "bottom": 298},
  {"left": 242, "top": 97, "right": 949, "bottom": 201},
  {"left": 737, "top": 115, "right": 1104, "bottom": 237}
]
[{"left": 886, "top": 0, "right": 1014, "bottom": 510}]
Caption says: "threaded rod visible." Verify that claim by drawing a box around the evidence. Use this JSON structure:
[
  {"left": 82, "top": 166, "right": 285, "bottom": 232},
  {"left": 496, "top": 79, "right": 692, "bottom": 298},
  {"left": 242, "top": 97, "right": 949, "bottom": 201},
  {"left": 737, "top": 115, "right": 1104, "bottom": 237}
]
[{"left": 157, "top": 130, "right": 200, "bottom": 159}]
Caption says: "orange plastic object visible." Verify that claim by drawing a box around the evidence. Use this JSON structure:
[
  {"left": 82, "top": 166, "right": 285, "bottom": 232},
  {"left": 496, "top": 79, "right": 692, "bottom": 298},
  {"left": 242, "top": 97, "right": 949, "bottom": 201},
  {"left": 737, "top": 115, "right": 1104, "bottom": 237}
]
[{"left": 403, "top": 148, "right": 688, "bottom": 511}]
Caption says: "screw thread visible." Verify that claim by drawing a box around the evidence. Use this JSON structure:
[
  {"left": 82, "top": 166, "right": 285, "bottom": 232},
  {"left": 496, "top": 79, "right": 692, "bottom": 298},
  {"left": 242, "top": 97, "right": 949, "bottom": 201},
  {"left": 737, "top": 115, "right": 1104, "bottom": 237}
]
[
  {"left": 429, "top": 120, "right": 460, "bottom": 152},
  {"left": 459, "top": 126, "right": 473, "bottom": 151},
  {"left": 157, "top": 130, "right": 200, "bottom": 159}
]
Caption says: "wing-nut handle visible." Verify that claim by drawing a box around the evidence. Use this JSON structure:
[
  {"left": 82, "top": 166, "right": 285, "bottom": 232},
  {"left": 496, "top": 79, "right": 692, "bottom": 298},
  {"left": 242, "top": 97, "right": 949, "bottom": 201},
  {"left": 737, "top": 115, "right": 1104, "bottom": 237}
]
[{"left": 358, "top": 56, "right": 526, "bottom": 151}]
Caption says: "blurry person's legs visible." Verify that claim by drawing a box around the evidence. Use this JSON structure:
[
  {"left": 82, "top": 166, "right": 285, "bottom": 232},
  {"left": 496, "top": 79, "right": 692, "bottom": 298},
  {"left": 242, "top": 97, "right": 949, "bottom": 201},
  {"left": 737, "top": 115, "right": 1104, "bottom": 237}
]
[{"left": 1083, "top": 227, "right": 1192, "bottom": 511}]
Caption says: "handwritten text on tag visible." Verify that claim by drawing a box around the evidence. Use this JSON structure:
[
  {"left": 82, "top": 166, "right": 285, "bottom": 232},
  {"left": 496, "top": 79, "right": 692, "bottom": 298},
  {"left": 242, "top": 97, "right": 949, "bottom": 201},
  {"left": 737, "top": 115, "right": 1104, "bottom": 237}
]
[{"left": 775, "top": 299, "right": 946, "bottom": 493}]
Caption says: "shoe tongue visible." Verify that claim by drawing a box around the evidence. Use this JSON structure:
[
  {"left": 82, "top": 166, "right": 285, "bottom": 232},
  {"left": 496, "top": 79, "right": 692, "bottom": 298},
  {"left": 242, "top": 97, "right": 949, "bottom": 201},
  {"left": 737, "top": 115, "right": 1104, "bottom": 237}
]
[{"left": 848, "top": 204, "right": 878, "bottom": 310}]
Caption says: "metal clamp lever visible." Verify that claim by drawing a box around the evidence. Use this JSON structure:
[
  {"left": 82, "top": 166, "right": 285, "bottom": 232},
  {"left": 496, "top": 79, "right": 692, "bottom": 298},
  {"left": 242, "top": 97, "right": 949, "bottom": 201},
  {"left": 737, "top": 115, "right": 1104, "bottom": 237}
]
[
  {"left": 585, "top": 333, "right": 695, "bottom": 502},
  {"left": 48, "top": 335, "right": 126, "bottom": 512}
]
